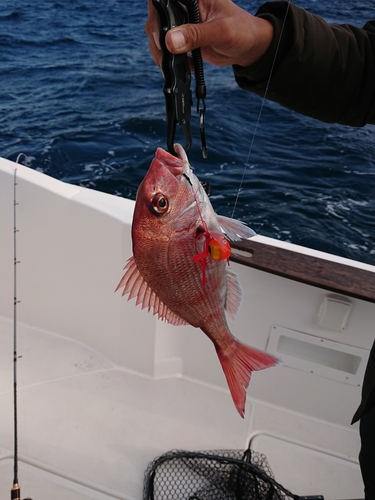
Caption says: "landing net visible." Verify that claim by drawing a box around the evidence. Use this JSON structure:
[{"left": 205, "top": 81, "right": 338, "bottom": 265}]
[{"left": 143, "top": 448, "right": 308, "bottom": 500}]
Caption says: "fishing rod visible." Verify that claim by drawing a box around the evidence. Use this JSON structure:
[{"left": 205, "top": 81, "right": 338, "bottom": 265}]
[
  {"left": 11, "top": 166, "right": 21, "bottom": 500},
  {"left": 11, "top": 159, "right": 33, "bottom": 500}
]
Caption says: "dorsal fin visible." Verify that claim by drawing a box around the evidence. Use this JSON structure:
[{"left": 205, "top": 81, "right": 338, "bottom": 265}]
[{"left": 115, "top": 257, "right": 188, "bottom": 326}]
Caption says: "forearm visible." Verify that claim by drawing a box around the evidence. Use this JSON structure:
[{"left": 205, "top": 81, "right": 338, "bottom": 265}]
[{"left": 233, "top": 1, "right": 375, "bottom": 126}]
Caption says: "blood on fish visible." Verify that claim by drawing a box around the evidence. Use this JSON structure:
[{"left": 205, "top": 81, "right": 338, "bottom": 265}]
[{"left": 188, "top": 177, "right": 231, "bottom": 286}]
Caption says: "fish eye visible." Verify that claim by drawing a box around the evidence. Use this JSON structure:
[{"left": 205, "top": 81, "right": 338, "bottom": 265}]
[{"left": 151, "top": 193, "right": 169, "bottom": 214}]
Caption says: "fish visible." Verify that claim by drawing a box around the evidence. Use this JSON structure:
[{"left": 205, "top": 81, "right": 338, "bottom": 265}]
[{"left": 116, "top": 144, "right": 281, "bottom": 417}]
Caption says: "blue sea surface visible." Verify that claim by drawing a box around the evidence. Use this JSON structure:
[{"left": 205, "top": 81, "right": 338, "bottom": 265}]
[{"left": 1, "top": 0, "right": 374, "bottom": 264}]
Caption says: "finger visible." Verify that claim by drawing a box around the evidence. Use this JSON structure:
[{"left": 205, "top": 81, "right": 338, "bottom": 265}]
[
  {"left": 145, "top": 0, "right": 162, "bottom": 66},
  {"left": 165, "top": 24, "right": 199, "bottom": 54},
  {"left": 147, "top": 0, "right": 158, "bottom": 29},
  {"left": 145, "top": 24, "right": 162, "bottom": 67},
  {"left": 165, "top": 20, "right": 226, "bottom": 55}
]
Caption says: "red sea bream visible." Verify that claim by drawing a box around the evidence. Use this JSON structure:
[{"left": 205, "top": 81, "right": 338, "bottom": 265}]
[{"left": 116, "top": 144, "right": 280, "bottom": 416}]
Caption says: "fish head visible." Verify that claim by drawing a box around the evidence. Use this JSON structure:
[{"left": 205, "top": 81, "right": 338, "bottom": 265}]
[{"left": 133, "top": 144, "right": 202, "bottom": 240}]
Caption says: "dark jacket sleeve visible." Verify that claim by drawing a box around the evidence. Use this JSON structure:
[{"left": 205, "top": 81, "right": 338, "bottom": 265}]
[
  {"left": 233, "top": 1, "right": 375, "bottom": 126},
  {"left": 352, "top": 341, "right": 375, "bottom": 424}
]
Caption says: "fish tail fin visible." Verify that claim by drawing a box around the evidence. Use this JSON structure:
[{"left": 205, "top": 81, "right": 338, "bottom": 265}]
[{"left": 216, "top": 340, "right": 281, "bottom": 418}]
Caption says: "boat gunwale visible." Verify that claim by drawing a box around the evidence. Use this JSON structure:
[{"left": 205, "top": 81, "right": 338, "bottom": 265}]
[{"left": 231, "top": 238, "right": 375, "bottom": 304}]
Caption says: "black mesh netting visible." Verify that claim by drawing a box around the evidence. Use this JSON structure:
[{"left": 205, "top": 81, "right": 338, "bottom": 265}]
[{"left": 143, "top": 448, "right": 321, "bottom": 500}]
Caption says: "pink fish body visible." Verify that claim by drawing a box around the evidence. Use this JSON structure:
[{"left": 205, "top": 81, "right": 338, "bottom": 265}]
[{"left": 116, "top": 144, "right": 280, "bottom": 417}]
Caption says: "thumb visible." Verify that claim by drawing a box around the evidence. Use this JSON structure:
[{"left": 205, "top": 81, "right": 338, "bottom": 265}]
[{"left": 166, "top": 23, "right": 207, "bottom": 53}]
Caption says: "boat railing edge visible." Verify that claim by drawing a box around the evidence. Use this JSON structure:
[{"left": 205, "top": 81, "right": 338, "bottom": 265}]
[{"left": 231, "top": 238, "right": 375, "bottom": 304}]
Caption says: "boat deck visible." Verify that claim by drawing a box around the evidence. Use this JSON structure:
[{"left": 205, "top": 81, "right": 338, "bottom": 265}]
[{"left": 0, "top": 316, "right": 363, "bottom": 499}]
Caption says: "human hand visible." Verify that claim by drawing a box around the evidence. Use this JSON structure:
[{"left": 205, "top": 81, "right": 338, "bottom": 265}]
[{"left": 145, "top": 0, "right": 274, "bottom": 68}]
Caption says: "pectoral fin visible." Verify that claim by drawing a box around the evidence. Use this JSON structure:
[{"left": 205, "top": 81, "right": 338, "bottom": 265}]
[
  {"left": 225, "top": 269, "right": 243, "bottom": 321},
  {"left": 217, "top": 215, "right": 256, "bottom": 241}
]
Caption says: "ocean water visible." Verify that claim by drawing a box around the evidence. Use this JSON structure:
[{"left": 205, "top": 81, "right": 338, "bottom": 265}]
[{"left": 1, "top": 0, "right": 374, "bottom": 264}]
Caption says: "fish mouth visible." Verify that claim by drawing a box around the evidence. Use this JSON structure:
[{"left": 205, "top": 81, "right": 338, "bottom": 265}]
[
  {"left": 154, "top": 144, "right": 188, "bottom": 177},
  {"left": 173, "top": 143, "right": 188, "bottom": 163}
]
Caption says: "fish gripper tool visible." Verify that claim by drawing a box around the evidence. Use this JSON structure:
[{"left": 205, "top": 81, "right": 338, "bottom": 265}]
[{"left": 152, "top": 0, "right": 207, "bottom": 158}]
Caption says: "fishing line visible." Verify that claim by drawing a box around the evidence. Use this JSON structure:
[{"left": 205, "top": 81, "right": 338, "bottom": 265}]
[{"left": 231, "top": 1, "right": 291, "bottom": 219}]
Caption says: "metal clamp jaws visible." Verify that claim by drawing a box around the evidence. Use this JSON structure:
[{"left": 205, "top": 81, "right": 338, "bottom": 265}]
[{"left": 153, "top": 0, "right": 207, "bottom": 158}]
